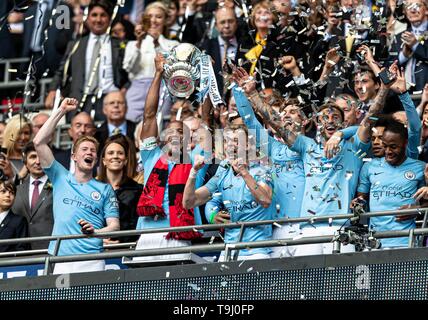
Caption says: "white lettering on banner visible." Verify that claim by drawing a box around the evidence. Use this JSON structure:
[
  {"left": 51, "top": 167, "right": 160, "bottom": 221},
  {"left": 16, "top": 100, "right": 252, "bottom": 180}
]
[
  {"left": 196, "top": 54, "right": 211, "bottom": 102},
  {"left": 208, "top": 60, "right": 224, "bottom": 106}
]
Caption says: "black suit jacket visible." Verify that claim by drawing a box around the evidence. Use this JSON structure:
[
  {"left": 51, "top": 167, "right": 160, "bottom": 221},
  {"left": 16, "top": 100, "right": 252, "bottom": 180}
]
[
  {"left": 22, "top": 0, "right": 74, "bottom": 76},
  {"left": 49, "top": 34, "right": 129, "bottom": 99},
  {"left": 94, "top": 120, "right": 136, "bottom": 155},
  {"left": 392, "top": 24, "right": 428, "bottom": 94},
  {"left": 0, "top": 210, "right": 30, "bottom": 252},
  {"left": 11, "top": 178, "right": 54, "bottom": 250},
  {"left": 0, "top": 1, "right": 16, "bottom": 59}
]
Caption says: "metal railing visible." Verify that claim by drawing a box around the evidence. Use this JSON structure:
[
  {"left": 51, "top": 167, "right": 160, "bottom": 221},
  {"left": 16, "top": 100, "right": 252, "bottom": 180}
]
[{"left": 0, "top": 207, "right": 426, "bottom": 275}]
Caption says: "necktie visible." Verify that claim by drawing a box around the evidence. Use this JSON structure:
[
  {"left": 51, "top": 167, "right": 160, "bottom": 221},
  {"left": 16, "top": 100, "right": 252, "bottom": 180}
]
[
  {"left": 223, "top": 41, "right": 229, "bottom": 68},
  {"left": 112, "top": 127, "right": 121, "bottom": 136},
  {"left": 87, "top": 37, "right": 101, "bottom": 94},
  {"left": 31, "top": 180, "right": 41, "bottom": 210}
]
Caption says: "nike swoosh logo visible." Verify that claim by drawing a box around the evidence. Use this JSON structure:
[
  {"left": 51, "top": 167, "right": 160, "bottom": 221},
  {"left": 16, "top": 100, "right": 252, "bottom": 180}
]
[
  {"left": 222, "top": 185, "right": 233, "bottom": 191},
  {"left": 374, "top": 172, "right": 383, "bottom": 175}
]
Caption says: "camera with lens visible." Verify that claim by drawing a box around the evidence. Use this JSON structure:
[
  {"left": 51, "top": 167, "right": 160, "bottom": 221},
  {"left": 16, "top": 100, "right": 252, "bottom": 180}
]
[{"left": 336, "top": 224, "right": 381, "bottom": 252}]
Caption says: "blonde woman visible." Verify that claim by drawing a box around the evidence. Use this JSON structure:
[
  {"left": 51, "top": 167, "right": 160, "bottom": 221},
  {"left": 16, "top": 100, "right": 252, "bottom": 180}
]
[
  {"left": 236, "top": 1, "right": 279, "bottom": 91},
  {"left": 123, "top": 1, "right": 179, "bottom": 123},
  {"left": 1, "top": 115, "right": 32, "bottom": 180}
]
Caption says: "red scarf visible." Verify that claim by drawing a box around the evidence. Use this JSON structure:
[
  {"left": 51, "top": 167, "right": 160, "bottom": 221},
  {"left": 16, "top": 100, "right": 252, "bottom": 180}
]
[{"left": 137, "top": 156, "right": 201, "bottom": 240}]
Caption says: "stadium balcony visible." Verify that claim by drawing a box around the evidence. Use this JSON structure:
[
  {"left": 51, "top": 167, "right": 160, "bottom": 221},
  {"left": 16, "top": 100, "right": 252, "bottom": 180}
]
[{"left": 0, "top": 208, "right": 427, "bottom": 299}]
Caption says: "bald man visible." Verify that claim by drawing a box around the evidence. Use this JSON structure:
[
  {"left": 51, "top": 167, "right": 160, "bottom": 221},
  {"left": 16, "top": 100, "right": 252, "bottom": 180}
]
[{"left": 200, "top": 7, "right": 239, "bottom": 98}]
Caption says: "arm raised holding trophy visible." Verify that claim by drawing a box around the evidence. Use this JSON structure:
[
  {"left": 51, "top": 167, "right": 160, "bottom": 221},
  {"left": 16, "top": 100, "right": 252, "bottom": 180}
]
[{"left": 140, "top": 53, "right": 166, "bottom": 142}]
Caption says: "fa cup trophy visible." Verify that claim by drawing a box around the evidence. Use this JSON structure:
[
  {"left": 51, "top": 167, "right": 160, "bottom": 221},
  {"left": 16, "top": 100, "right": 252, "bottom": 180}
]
[{"left": 163, "top": 43, "right": 223, "bottom": 105}]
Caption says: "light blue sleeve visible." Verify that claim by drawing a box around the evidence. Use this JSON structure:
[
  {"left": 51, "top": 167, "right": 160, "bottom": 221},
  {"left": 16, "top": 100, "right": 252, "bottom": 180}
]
[
  {"left": 189, "top": 146, "right": 208, "bottom": 226},
  {"left": 233, "top": 87, "right": 279, "bottom": 155},
  {"left": 357, "top": 162, "right": 371, "bottom": 194},
  {"left": 140, "top": 145, "right": 162, "bottom": 185},
  {"left": 43, "top": 160, "right": 68, "bottom": 185},
  {"left": 233, "top": 88, "right": 264, "bottom": 131},
  {"left": 290, "top": 134, "right": 310, "bottom": 154},
  {"left": 254, "top": 166, "right": 274, "bottom": 189},
  {"left": 103, "top": 184, "right": 120, "bottom": 219},
  {"left": 350, "top": 132, "right": 371, "bottom": 153},
  {"left": 190, "top": 145, "right": 209, "bottom": 189},
  {"left": 204, "top": 194, "right": 223, "bottom": 224},
  {"left": 341, "top": 126, "right": 358, "bottom": 140},
  {"left": 399, "top": 92, "right": 421, "bottom": 159},
  {"left": 204, "top": 162, "right": 228, "bottom": 195}
]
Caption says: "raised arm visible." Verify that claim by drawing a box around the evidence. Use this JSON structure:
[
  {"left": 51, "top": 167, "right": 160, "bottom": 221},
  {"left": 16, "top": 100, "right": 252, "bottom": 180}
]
[
  {"left": 357, "top": 83, "right": 388, "bottom": 144},
  {"left": 33, "top": 98, "right": 78, "bottom": 168},
  {"left": 232, "top": 159, "right": 272, "bottom": 208},
  {"left": 183, "top": 155, "right": 212, "bottom": 209},
  {"left": 232, "top": 67, "right": 297, "bottom": 146},
  {"left": 231, "top": 69, "right": 264, "bottom": 131},
  {"left": 247, "top": 90, "right": 297, "bottom": 147},
  {"left": 357, "top": 45, "right": 382, "bottom": 76},
  {"left": 388, "top": 61, "right": 421, "bottom": 159},
  {"left": 140, "top": 53, "right": 165, "bottom": 141},
  {"left": 318, "top": 47, "right": 341, "bottom": 82}
]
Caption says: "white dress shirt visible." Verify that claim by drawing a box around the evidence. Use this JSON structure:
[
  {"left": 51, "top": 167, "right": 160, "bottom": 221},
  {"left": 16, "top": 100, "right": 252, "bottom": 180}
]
[
  {"left": 85, "top": 33, "right": 118, "bottom": 94},
  {"left": 123, "top": 34, "right": 179, "bottom": 81},
  {"left": 0, "top": 210, "right": 10, "bottom": 226},
  {"left": 218, "top": 36, "right": 238, "bottom": 64},
  {"left": 29, "top": 175, "right": 48, "bottom": 207}
]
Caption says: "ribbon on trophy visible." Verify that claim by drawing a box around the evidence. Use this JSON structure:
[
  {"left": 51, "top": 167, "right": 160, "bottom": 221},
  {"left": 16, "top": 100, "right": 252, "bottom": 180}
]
[{"left": 208, "top": 59, "right": 223, "bottom": 106}]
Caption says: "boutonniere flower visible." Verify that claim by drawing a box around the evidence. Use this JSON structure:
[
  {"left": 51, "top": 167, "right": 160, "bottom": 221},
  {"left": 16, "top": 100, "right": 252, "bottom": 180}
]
[
  {"left": 120, "top": 41, "right": 126, "bottom": 50},
  {"left": 44, "top": 182, "right": 53, "bottom": 190}
]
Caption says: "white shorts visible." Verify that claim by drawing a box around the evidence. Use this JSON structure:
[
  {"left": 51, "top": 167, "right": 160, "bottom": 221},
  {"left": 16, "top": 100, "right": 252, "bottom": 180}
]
[
  {"left": 271, "top": 223, "right": 301, "bottom": 258},
  {"left": 134, "top": 232, "right": 191, "bottom": 262},
  {"left": 294, "top": 226, "right": 355, "bottom": 257},
  {"left": 53, "top": 260, "right": 105, "bottom": 274}
]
